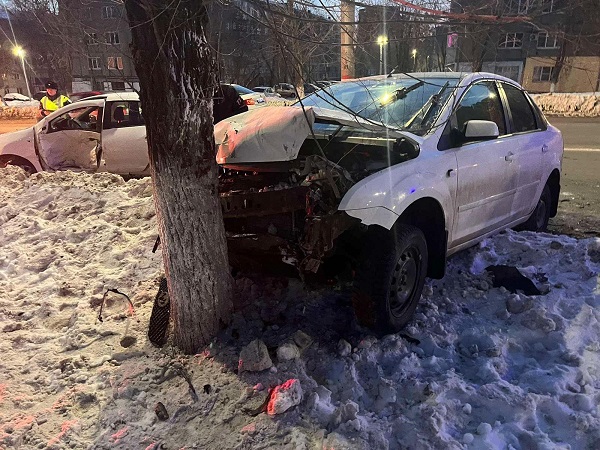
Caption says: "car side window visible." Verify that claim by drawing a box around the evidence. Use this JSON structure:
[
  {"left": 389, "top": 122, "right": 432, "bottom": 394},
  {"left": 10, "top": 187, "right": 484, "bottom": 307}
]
[
  {"left": 107, "top": 101, "right": 144, "bottom": 129},
  {"left": 48, "top": 106, "right": 101, "bottom": 133},
  {"left": 454, "top": 81, "right": 506, "bottom": 136},
  {"left": 501, "top": 83, "right": 538, "bottom": 133}
]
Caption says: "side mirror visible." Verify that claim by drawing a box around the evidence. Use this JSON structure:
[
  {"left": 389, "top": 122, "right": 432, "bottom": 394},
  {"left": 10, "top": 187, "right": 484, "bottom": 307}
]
[{"left": 463, "top": 120, "right": 499, "bottom": 140}]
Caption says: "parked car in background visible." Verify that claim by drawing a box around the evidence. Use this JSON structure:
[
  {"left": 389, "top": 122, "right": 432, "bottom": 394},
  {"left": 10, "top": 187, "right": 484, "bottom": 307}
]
[
  {"left": 252, "top": 86, "right": 282, "bottom": 98},
  {"left": 225, "top": 84, "right": 267, "bottom": 109},
  {"left": 3, "top": 93, "right": 32, "bottom": 102},
  {"left": 0, "top": 73, "right": 563, "bottom": 335},
  {"left": 303, "top": 83, "right": 319, "bottom": 94},
  {"left": 274, "top": 82, "right": 297, "bottom": 99}
]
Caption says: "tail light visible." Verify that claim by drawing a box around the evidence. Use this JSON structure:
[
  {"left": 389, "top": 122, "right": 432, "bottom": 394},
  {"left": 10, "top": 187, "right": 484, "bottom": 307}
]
[{"left": 245, "top": 98, "right": 256, "bottom": 106}]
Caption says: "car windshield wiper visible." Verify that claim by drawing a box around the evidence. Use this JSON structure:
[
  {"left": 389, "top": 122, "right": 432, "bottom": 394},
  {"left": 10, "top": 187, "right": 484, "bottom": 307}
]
[
  {"left": 404, "top": 81, "right": 450, "bottom": 130},
  {"left": 381, "top": 80, "right": 425, "bottom": 106},
  {"left": 355, "top": 79, "right": 425, "bottom": 119}
]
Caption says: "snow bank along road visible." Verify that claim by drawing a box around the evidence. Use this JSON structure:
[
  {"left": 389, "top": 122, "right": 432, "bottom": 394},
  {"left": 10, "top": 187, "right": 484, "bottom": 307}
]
[{"left": 0, "top": 168, "right": 599, "bottom": 449}]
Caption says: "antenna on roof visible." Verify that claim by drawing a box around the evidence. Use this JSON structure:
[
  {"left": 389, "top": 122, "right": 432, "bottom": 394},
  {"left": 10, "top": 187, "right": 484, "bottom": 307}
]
[{"left": 387, "top": 65, "right": 399, "bottom": 78}]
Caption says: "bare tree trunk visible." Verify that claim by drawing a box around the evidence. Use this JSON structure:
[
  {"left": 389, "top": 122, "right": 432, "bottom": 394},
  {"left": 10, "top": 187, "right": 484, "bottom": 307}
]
[{"left": 124, "top": 0, "right": 232, "bottom": 354}]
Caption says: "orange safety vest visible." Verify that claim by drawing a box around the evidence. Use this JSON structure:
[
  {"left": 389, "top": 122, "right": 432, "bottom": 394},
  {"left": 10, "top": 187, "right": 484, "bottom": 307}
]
[{"left": 40, "top": 95, "right": 70, "bottom": 113}]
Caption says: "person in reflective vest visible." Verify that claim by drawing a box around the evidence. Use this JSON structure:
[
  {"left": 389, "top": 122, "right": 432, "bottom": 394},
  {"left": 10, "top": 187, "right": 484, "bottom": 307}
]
[{"left": 39, "top": 81, "right": 71, "bottom": 117}]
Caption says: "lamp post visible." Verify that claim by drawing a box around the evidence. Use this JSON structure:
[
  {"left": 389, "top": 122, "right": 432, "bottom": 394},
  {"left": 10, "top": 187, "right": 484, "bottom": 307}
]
[
  {"left": 12, "top": 46, "right": 32, "bottom": 99},
  {"left": 377, "top": 35, "right": 388, "bottom": 75},
  {"left": 411, "top": 48, "right": 417, "bottom": 71}
]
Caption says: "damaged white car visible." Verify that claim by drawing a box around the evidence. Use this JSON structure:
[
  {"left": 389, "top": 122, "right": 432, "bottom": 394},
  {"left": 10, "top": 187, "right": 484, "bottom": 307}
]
[
  {"left": 0, "top": 74, "right": 563, "bottom": 333},
  {"left": 0, "top": 92, "right": 149, "bottom": 176},
  {"left": 215, "top": 72, "right": 563, "bottom": 333}
]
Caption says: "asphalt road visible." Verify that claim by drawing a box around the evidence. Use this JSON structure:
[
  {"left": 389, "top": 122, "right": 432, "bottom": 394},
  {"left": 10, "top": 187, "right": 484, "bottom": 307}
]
[{"left": 547, "top": 117, "right": 600, "bottom": 237}]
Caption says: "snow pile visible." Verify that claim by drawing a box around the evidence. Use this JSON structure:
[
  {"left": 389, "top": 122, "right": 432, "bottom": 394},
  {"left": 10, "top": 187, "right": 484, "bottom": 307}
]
[
  {"left": 1, "top": 167, "right": 600, "bottom": 449},
  {"left": 0, "top": 105, "right": 38, "bottom": 119},
  {"left": 531, "top": 92, "right": 600, "bottom": 117}
]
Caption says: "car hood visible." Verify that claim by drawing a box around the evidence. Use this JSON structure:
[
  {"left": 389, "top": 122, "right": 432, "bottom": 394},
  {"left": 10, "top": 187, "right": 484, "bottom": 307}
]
[{"left": 214, "top": 105, "right": 405, "bottom": 165}]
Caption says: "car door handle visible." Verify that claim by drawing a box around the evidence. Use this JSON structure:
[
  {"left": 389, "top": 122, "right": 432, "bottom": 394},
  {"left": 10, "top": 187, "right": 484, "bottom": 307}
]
[
  {"left": 542, "top": 144, "right": 549, "bottom": 153},
  {"left": 447, "top": 169, "right": 456, "bottom": 178},
  {"left": 505, "top": 152, "right": 514, "bottom": 162},
  {"left": 88, "top": 137, "right": 98, "bottom": 141}
]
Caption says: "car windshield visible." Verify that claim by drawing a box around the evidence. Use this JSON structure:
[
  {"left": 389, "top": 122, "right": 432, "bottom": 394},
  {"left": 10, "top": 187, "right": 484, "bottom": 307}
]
[{"left": 296, "top": 76, "right": 458, "bottom": 134}]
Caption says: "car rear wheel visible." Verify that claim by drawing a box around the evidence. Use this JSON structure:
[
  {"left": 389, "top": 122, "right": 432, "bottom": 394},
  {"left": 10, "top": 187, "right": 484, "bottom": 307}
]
[
  {"left": 516, "top": 184, "right": 551, "bottom": 232},
  {"left": 352, "top": 224, "right": 428, "bottom": 335}
]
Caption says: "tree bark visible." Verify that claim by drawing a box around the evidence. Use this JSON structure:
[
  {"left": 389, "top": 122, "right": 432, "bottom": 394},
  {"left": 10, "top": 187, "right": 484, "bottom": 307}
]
[{"left": 124, "top": 0, "right": 232, "bottom": 354}]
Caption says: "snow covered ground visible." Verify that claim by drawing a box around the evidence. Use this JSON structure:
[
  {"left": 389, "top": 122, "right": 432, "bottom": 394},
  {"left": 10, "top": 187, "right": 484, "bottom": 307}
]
[{"left": 1, "top": 167, "right": 599, "bottom": 450}]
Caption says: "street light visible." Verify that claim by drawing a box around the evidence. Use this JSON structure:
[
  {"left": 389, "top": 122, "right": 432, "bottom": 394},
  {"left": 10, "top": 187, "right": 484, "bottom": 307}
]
[
  {"left": 411, "top": 48, "right": 417, "bottom": 71},
  {"left": 12, "top": 45, "right": 32, "bottom": 99},
  {"left": 377, "top": 35, "right": 388, "bottom": 75}
]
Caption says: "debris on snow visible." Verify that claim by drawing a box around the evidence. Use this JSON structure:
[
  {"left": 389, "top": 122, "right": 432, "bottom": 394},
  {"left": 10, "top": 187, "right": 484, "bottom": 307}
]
[
  {"left": 238, "top": 339, "right": 273, "bottom": 372},
  {"left": 266, "top": 379, "right": 303, "bottom": 415}
]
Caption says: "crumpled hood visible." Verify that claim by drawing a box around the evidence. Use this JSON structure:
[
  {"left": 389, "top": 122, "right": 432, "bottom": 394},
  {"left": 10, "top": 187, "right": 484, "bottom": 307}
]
[
  {"left": 214, "top": 105, "right": 399, "bottom": 165},
  {"left": 215, "top": 106, "right": 315, "bottom": 164}
]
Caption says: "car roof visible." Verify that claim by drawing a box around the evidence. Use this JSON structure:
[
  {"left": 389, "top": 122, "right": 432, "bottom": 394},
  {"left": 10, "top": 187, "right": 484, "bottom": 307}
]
[{"left": 82, "top": 91, "right": 140, "bottom": 102}]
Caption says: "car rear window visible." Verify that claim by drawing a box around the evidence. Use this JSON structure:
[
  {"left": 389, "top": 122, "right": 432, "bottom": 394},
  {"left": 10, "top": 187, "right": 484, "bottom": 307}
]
[{"left": 502, "top": 83, "right": 538, "bottom": 133}]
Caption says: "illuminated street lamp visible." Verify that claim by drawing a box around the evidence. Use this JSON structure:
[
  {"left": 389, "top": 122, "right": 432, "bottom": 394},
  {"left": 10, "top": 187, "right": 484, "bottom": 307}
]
[
  {"left": 411, "top": 48, "right": 417, "bottom": 71},
  {"left": 377, "top": 35, "right": 388, "bottom": 75},
  {"left": 12, "top": 45, "right": 32, "bottom": 99}
]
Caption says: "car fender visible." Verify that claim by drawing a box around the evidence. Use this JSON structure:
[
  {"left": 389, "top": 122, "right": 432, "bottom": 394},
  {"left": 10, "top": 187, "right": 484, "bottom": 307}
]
[
  {"left": 0, "top": 127, "right": 42, "bottom": 172},
  {"left": 338, "top": 162, "right": 453, "bottom": 231}
]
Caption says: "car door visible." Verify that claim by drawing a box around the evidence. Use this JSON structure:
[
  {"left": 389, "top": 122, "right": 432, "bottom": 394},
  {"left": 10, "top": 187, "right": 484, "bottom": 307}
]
[
  {"left": 37, "top": 101, "right": 104, "bottom": 172},
  {"left": 497, "top": 82, "right": 544, "bottom": 220},
  {"left": 100, "top": 101, "right": 150, "bottom": 176},
  {"left": 444, "top": 80, "right": 519, "bottom": 247}
]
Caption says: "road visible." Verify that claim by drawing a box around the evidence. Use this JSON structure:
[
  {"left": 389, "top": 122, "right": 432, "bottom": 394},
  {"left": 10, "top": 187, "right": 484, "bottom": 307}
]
[{"left": 546, "top": 117, "right": 600, "bottom": 237}]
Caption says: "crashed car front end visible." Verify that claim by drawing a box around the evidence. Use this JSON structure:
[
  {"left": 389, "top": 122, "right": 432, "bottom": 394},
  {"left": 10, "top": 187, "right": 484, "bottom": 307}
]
[{"left": 215, "top": 105, "right": 421, "bottom": 274}]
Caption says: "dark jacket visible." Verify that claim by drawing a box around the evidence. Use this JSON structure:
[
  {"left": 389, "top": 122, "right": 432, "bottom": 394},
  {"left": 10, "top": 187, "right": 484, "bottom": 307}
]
[{"left": 213, "top": 84, "right": 248, "bottom": 124}]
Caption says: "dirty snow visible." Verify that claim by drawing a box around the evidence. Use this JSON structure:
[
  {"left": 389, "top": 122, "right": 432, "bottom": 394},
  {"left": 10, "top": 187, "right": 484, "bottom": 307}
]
[
  {"left": 1, "top": 167, "right": 599, "bottom": 449},
  {"left": 531, "top": 92, "right": 600, "bottom": 117}
]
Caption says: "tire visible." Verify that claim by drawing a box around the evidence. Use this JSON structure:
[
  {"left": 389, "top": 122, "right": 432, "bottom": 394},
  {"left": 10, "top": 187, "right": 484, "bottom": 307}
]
[
  {"left": 352, "top": 224, "right": 428, "bottom": 335},
  {"left": 516, "top": 184, "right": 551, "bottom": 232}
]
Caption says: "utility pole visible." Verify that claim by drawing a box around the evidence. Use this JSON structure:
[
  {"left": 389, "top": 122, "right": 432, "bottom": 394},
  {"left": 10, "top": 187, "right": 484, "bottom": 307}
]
[{"left": 340, "top": 0, "right": 354, "bottom": 80}]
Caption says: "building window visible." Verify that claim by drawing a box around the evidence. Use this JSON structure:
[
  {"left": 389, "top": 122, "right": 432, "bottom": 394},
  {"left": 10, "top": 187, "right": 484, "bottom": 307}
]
[
  {"left": 541, "top": 0, "right": 554, "bottom": 13},
  {"left": 17, "top": 87, "right": 23, "bottom": 94},
  {"left": 533, "top": 66, "right": 553, "bottom": 82},
  {"left": 495, "top": 65, "right": 521, "bottom": 82},
  {"left": 537, "top": 32, "right": 560, "bottom": 49},
  {"left": 89, "top": 57, "right": 101, "bottom": 70},
  {"left": 12, "top": 73, "right": 20, "bottom": 80},
  {"left": 108, "top": 57, "right": 124, "bottom": 70},
  {"left": 498, "top": 33, "right": 523, "bottom": 49},
  {"left": 102, "top": 5, "right": 120, "bottom": 19},
  {"left": 85, "top": 32, "right": 98, "bottom": 45},
  {"left": 112, "top": 81, "right": 125, "bottom": 90},
  {"left": 106, "top": 32, "right": 120, "bottom": 45}
]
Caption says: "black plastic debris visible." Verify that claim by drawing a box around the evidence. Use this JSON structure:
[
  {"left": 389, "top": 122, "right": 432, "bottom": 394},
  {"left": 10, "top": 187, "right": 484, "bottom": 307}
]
[{"left": 485, "top": 265, "right": 542, "bottom": 296}]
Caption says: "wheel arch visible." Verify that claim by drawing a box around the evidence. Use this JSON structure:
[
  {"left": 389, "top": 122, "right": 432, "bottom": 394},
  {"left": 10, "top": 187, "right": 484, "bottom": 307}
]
[
  {"left": 0, "top": 154, "right": 38, "bottom": 173},
  {"left": 394, "top": 196, "right": 447, "bottom": 279}
]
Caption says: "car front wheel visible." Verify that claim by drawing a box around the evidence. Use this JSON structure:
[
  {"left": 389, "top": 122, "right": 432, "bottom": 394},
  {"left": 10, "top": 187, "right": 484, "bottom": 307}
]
[{"left": 352, "top": 224, "right": 428, "bottom": 335}]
